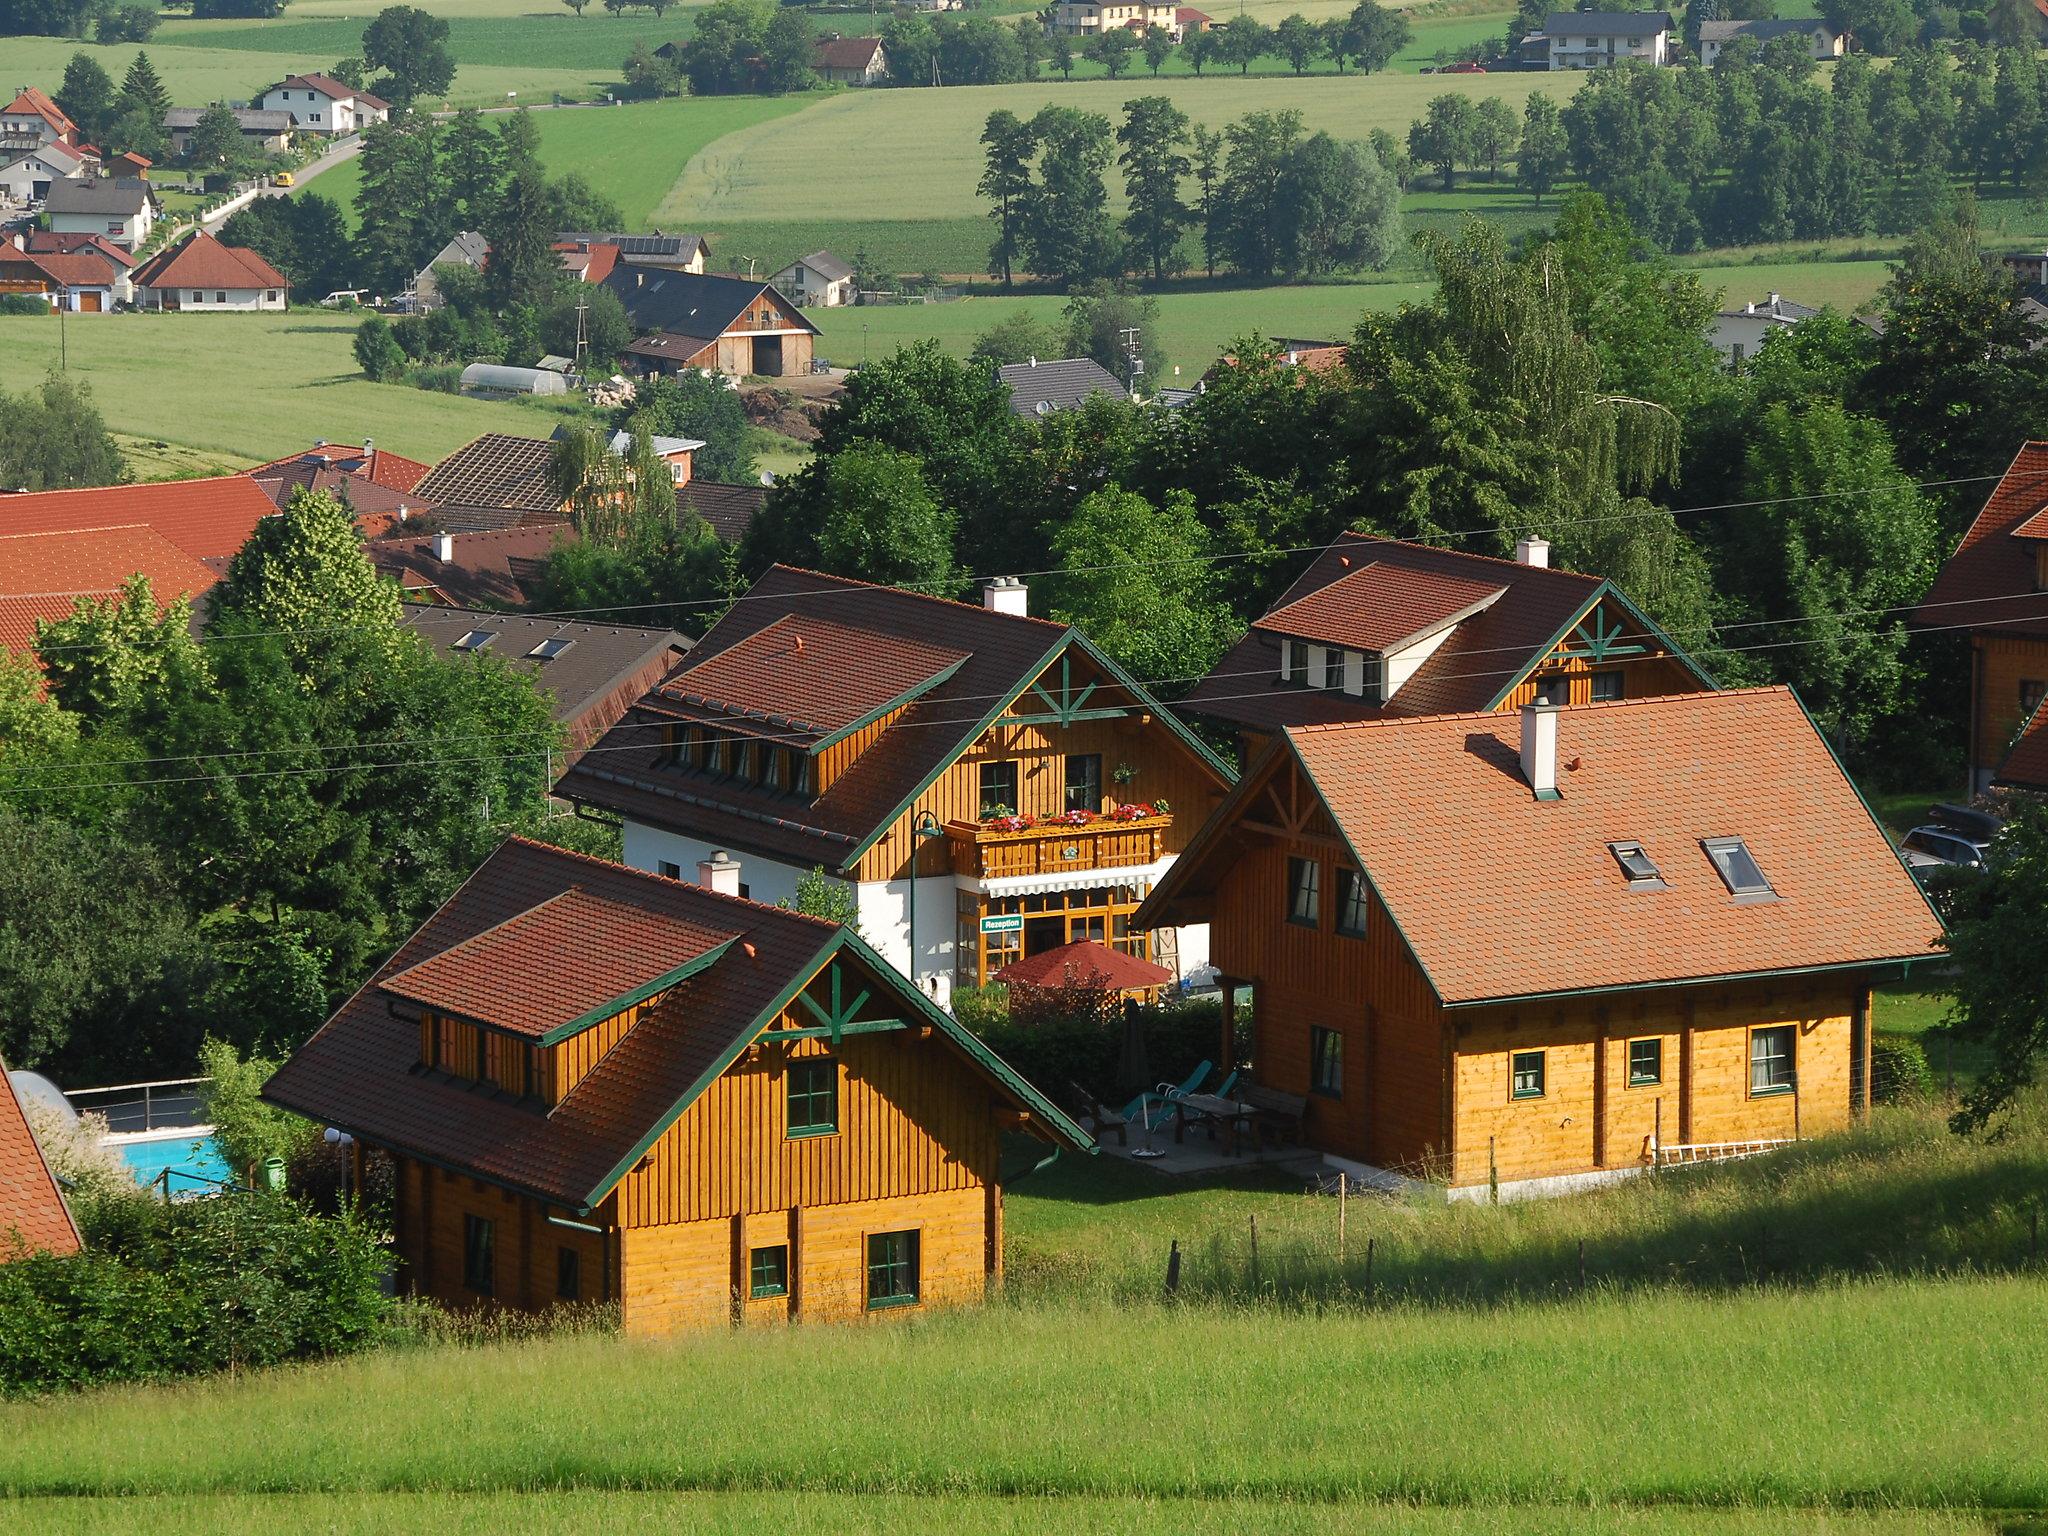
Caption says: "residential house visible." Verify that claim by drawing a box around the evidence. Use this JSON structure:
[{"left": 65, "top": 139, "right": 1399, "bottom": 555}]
[
  {"left": 996, "top": 356, "right": 1128, "bottom": 417},
  {"left": 1177, "top": 8, "right": 1214, "bottom": 32},
  {"left": 605, "top": 428, "right": 701, "bottom": 485},
  {"left": 1696, "top": 18, "right": 1845, "bottom": 65},
  {"left": 20, "top": 231, "right": 135, "bottom": 303},
  {"left": 0, "top": 474, "right": 282, "bottom": 562},
  {"left": 1180, "top": 535, "right": 1713, "bottom": 760},
  {"left": 554, "top": 237, "right": 620, "bottom": 286},
  {"left": 813, "top": 36, "right": 890, "bottom": 85},
  {"left": 0, "top": 88, "right": 78, "bottom": 154},
  {"left": 412, "top": 433, "right": 571, "bottom": 532},
  {"left": 559, "top": 231, "right": 710, "bottom": 274},
  {"left": 607, "top": 269, "right": 819, "bottom": 379},
  {"left": 771, "top": 249, "right": 855, "bottom": 308},
  {"left": 246, "top": 439, "right": 434, "bottom": 531},
  {"left": 559, "top": 568, "right": 1236, "bottom": 1004},
  {"left": 129, "top": 230, "right": 288, "bottom": 311},
  {"left": 0, "top": 241, "right": 117, "bottom": 312},
  {"left": 412, "top": 230, "right": 489, "bottom": 311},
  {"left": 247, "top": 440, "right": 432, "bottom": 496},
  {"left": 0, "top": 140, "right": 89, "bottom": 205},
  {"left": 1710, "top": 292, "right": 1820, "bottom": 366},
  {"left": 400, "top": 608, "right": 689, "bottom": 771},
  {"left": 1544, "top": 11, "right": 1673, "bottom": 67},
  {"left": 262, "top": 837, "right": 1092, "bottom": 1333},
  {"left": 43, "top": 178, "right": 157, "bottom": 249},
  {"left": 256, "top": 75, "right": 390, "bottom": 136},
  {"left": 1913, "top": 442, "right": 2048, "bottom": 791},
  {"left": 0, "top": 1056, "right": 80, "bottom": 1261},
  {"left": 678, "top": 480, "right": 768, "bottom": 545},
  {"left": 367, "top": 524, "right": 575, "bottom": 608},
  {"left": 1136, "top": 688, "right": 1944, "bottom": 1199},
  {"left": 1051, "top": 0, "right": 1180, "bottom": 35},
  {"left": 164, "top": 107, "right": 295, "bottom": 157},
  {"left": 0, "top": 524, "right": 221, "bottom": 656}
]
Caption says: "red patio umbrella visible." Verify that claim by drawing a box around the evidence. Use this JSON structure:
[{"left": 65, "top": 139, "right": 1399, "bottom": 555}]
[{"left": 992, "top": 939, "right": 1172, "bottom": 993}]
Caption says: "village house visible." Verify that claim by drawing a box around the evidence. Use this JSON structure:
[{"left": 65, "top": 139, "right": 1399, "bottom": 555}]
[
  {"left": 128, "top": 229, "right": 288, "bottom": 311},
  {"left": 1544, "top": 10, "right": 1673, "bottom": 67},
  {"left": 0, "top": 139, "right": 89, "bottom": 205},
  {"left": 1177, "top": 7, "right": 1214, "bottom": 32},
  {"left": 411, "top": 230, "right": 489, "bottom": 310},
  {"left": 248, "top": 440, "right": 432, "bottom": 497},
  {"left": 812, "top": 36, "right": 890, "bottom": 86},
  {"left": 607, "top": 269, "right": 819, "bottom": 379},
  {"left": 0, "top": 87, "right": 78, "bottom": 154},
  {"left": 1710, "top": 292, "right": 1821, "bottom": 367},
  {"left": 262, "top": 837, "right": 1092, "bottom": 1334},
  {"left": 0, "top": 474, "right": 282, "bottom": 562},
  {"left": 43, "top": 177, "right": 157, "bottom": 249},
  {"left": 554, "top": 237, "right": 620, "bottom": 286},
  {"left": 1137, "top": 688, "right": 1944, "bottom": 1199},
  {"left": 0, "top": 1055, "right": 79, "bottom": 1261},
  {"left": 367, "top": 524, "right": 572, "bottom": 608},
  {"left": 771, "top": 249, "right": 855, "bottom": 308},
  {"left": 1051, "top": 0, "right": 1182, "bottom": 36},
  {"left": 164, "top": 107, "right": 295, "bottom": 158},
  {"left": 1913, "top": 442, "right": 2048, "bottom": 791},
  {"left": 0, "top": 240, "right": 118, "bottom": 312},
  {"left": 17, "top": 231, "right": 135, "bottom": 303},
  {"left": 1179, "top": 535, "right": 1713, "bottom": 760},
  {"left": 559, "top": 231, "right": 710, "bottom": 275},
  {"left": 0, "top": 524, "right": 221, "bottom": 656},
  {"left": 996, "top": 356, "right": 1129, "bottom": 417},
  {"left": 559, "top": 568, "right": 1235, "bottom": 1004},
  {"left": 1696, "top": 18, "right": 1845, "bottom": 65},
  {"left": 256, "top": 74, "right": 390, "bottom": 135}
]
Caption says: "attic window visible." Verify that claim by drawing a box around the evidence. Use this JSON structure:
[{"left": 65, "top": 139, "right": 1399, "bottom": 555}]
[
  {"left": 454, "top": 630, "right": 496, "bottom": 652},
  {"left": 526, "top": 636, "right": 574, "bottom": 661},
  {"left": 1609, "top": 841, "right": 1664, "bottom": 888},
  {"left": 1703, "top": 837, "right": 1775, "bottom": 900}
]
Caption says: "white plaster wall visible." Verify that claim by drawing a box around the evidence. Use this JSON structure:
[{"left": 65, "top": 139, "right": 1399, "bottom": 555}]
[
  {"left": 854, "top": 873, "right": 961, "bottom": 1007},
  {"left": 619, "top": 820, "right": 810, "bottom": 910}
]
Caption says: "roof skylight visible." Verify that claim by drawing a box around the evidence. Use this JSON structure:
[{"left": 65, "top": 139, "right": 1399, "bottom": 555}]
[
  {"left": 527, "top": 636, "right": 574, "bottom": 662},
  {"left": 454, "top": 629, "right": 496, "bottom": 652},
  {"left": 1608, "top": 842, "right": 1663, "bottom": 886},
  {"left": 1702, "top": 837, "right": 1774, "bottom": 899}
]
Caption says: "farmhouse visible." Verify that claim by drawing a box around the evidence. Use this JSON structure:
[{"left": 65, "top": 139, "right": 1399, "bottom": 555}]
[
  {"left": 771, "top": 249, "right": 855, "bottom": 308},
  {"left": 164, "top": 106, "right": 295, "bottom": 157},
  {"left": 0, "top": 1055, "right": 79, "bottom": 1261},
  {"left": 559, "top": 567, "right": 1235, "bottom": 1003},
  {"left": 1544, "top": 10, "right": 1673, "bottom": 67},
  {"left": 256, "top": 74, "right": 390, "bottom": 135},
  {"left": 1696, "top": 18, "right": 1845, "bottom": 65},
  {"left": 560, "top": 231, "right": 709, "bottom": 274},
  {"left": 1137, "top": 688, "right": 1945, "bottom": 1199},
  {"left": 262, "top": 837, "right": 1091, "bottom": 1334},
  {"left": 0, "top": 524, "right": 220, "bottom": 655},
  {"left": 0, "top": 87, "right": 78, "bottom": 153},
  {"left": 129, "top": 230, "right": 288, "bottom": 311},
  {"left": 43, "top": 177, "right": 157, "bottom": 249},
  {"left": 1913, "top": 442, "right": 2048, "bottom": 791},
  {"left": 0, "top": 139, "right": 88, "bottom": 205},
  {"left": 608, "top": 269, "right": 819, "bottom": 379},
  {"left": 812, "top": 36, "right": 890, "bottom": 85},
  {"left": 996, "top": 356, "right": 1128, "bottom": 417},
  {"left": 412, "top": 230, "right": 489, "bottom": 310},
  {"left": 1179, "top": 535, "right": 1713, "bottom": 757},
  {"left": 1051, "top": 0, "right": 1181, "bottom": 36}
]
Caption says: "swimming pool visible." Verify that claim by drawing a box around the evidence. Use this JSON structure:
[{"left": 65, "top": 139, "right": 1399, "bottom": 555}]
[{"left": 115, "top": 1132, "right": 234, "bottom": 1195}]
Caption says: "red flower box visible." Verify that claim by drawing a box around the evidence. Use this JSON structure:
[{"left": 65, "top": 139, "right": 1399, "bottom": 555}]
[{"left": 1110, "top": 802, "right": 1156, "bottom": 822}]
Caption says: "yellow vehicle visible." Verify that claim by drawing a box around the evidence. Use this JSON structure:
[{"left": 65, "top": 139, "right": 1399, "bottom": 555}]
[{"left": 273, "top": 171, "right": 295, "bottom": 187}]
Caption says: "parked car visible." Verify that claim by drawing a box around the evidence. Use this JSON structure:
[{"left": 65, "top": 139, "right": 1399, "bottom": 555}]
[
  {"left": 1442, "top": 60, "right": 1489, "bottom": 72},
  {"left": 1898, "top": 825, "right": 1994, "bottom": 875},
  {"left": 1928, "top": 802, "right": 2003, "bottom": 843},
  {"left": 272, "top": 170, "right": 295, "bottom": 187},
  {"left": 318, "top": 289, "right": 368, "bottom": 308}
]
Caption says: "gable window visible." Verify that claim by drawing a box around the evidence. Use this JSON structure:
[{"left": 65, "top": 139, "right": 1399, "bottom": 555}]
[
  {"left": 2022, "top": 680, "right": 2046, "bottom": 718},
  {"left": 556, "top": 1245, "right": 580, "bottom": 1301},
  {"left": 1282, "top": 637, "right": 1309, "bottom": 683},
  {"left": 1591, "top": 669, "right": 1624, "bottom": 702},
  {"left": 978, "top": 759, "right": 1018, "bottom": 817},
  {"left": 1511, "top": 1050, "right": 1545, "bottom": 1099},
  {"left": 1750, "top": 1025, "right": 1795, "bottom": 1096},
  {"left": 786, "top": 1057, "right": 838, "bottom": 1137},
  {"left": 866, "top": 1229, "right": 920, "bottom": 1309},
  {"left": 1334, "top": 867, "right": 1369, "bottom": 938},
  {"left": 1309, "top": 1026, "right": 1342, "bottom": 1097},
  {"left": 749, "top": 1244, "right": 789, "bottom": 1299},
  {"left": 1702, "top": 837, "right": 1774, "bottom": 899},
  {"left": 1628, "top": 1038, "right": 1662, "bottom": 1087},
  {"left": 1065, "top": 753, "right": 1102, "bottom": 813},
  {"left": 462, "top": 1213, "right": 495, "bottom": 1295},
  {"left": 1609, "top": 841, "right": 1663, "bottom": 887},
  {"left": 1286, "top": 856, "right": 1320, "bottom": 928},
  {"left": 1534, "top": 673, "right": 1571, "bottom": 705}
]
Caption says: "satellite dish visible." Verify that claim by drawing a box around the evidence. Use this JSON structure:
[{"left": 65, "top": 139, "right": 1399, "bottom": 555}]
[{"left": 1034, "top": 400, "right": 1052, "bottom": 416}]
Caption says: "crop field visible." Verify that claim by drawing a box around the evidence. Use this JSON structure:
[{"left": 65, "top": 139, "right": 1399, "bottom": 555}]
[{"left": 156, "top": 11, "right": 691, "bottom": 77}]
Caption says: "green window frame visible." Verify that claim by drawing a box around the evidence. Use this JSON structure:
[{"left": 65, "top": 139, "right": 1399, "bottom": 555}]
[
  {"left": 1064, "top": 753, "right": 1102, "bottom": 813},
  {"left": 462, "top": 1213, "right": 495, "bottom": 1296},
  {"left": 1750, "top": 1025, "right": 1795, "bottom": 1096},
  {"left": 1309, "top": 1026, "right": 1342, "bottom": 1098},
  {"left": 556, "top": 1245, "right": 579, "bottom": 1301},
  {"left": 749, "top": 1244, "right": 789, "bottom": 1299},
  {"left": 866, "top": 1229, "right": 920, "bottom": 1309},
  {"left": 1627, "top": 1037, "right": 1662, "bottom": 1087},
  {"left": 1287, "top": 856, "right": 1320, "bottom": 928},
  {"left": 786, "top": 1057, "right": 838, "bottom": 1137},
  {"left": 1511, "top": 1050, "right": 1546, "bottom": 1100},
  {"left": 1334, "top": 867, "right": 1368, "bottom": 938},
  {"left": 978, "top": 759, "right": 1018, "bottom": 817}
]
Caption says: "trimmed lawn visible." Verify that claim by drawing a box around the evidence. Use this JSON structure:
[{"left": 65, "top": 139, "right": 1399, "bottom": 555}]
[{"left": 0, "top": 312, "right": 586, "bottom": 464}]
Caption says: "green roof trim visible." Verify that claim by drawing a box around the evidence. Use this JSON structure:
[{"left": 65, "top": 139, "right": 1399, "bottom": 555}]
[
  {"left": 806, "top": 655, "right": 968, "bottom": 757},
  {"left": 537, "top": 937, "right": 739, "bottom": 1046},
  {"left": 1481, "top": 581, "right": 1718, "bottom": 713}
]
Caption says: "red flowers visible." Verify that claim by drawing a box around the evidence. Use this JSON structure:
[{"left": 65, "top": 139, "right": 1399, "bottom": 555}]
[{"left": 1111, "top": 802, "right": 1157, "bottom": 822}]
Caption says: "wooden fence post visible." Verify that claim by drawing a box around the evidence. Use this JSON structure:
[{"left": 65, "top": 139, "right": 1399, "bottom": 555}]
[
  {"left": 1488, "top": 1136, "right": 1498, "bottom": 1206},
  {"left": 1365, "top": 1236, "right": 1375, "bottom": 1297},
  {"left": 1337, "top": 1174, "right": 1347, "bottom": 1265},
  {"left": 1165, "top": 1239, "right": 1181, "bottom": 1294}
]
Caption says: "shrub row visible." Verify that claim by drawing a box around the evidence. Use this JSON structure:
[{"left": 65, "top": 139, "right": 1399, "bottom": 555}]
[{"left": 960, "top": 991, "right": 1245, "bottom": 1111}]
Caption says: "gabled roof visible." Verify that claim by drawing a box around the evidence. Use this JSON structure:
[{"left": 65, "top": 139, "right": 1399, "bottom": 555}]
[
  {"left": 163, "top": 106, "right": 294, "bottom": 132},
  {"left": 365, "top": 522, "right": 574, "bottom": 607},
  {"left": 1, "top": 139, "right": 86, "bottom": 173},
  {"left": 0, "top": 523, "right": 221, "bottom": 652},
  {"left": 560, "top": 565, "right": 1233, "bottom": 873},
  {"left": 44, "top": 178, "right": 151, "bottom": 218},
  {"left": 996, "top": 357, "right": 1126, "bottom": 417},
  {"left": 130, "top": 230, "right": 285, "bottom": 293},
  {"left": 249, "top": 464, "right": 425, "bottom": 524},
  {"left": 0, "top": 1059, "right": 80, "bottom": 1260},
  {"left": 25, "top": 231, "right": 137, "bottom": 270},
  {"left": 603, "top": 268, "right": 819, "bottom": 339},
  {"left": 814, "top": 36, "right": 885, "bottom": 71},
  {"left": 0, "top": 247, "right": 111, "bottom": 290},
  {"left": 784, "top": 248, "right": 853, "bottom": 283},
  {"left": 1255, "top": 561, "right": 1505, "bottom": 654},
  {"left": 554, "top": 239, "right": 620, "bottom": 285},
  {"left": 271, "top": 74, "right": 389, "bottom": 110},
  {"left": 1699, "top": 17, "right": 1839, "bottom": 39},
  {"left": 262, "top": 837, "right": 1089, "bottom": 1209},
  {"left": 414, "top": 433, "right": 561, "bottom": 514},
  {"left": 678, "top": 479, "right": 767, "bottom": 544},
  {"left": 561, "top": 231, "right": 709, "bottom": 262},
  {"left": 1914, "top": 443, "right": 2048, "bottom": 642},
  {"left": 246, "top": 441, "right": 432, "bottom": 494},
  {"left": 0, "top": 474, "right": 279, "bottom": 562},
  {"left": 1994, "top": 695, "right": 2048, "bottom": 791},
  {"left": 1544, "top": 10, "right": 1673, "bottom": 33},
  {"left": 2, "top": 87, "right": 76, "bottom": 141},
  {"left": 419, "top": 231, "right": 489, "bottom": 277},
  {"left": 1144, "top": 689, "right": 1943, "bottom": 1008}
]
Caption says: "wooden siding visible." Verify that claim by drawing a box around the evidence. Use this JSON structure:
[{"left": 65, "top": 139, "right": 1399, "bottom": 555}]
[
  {"left": 1972, "top": 634, "right": 2048, "bottom": 779},
  {"left": 815, "top": 704, "right": 906, "bottom": 796},
  {"left": 1502, "top": 596, "right": 1709, "bottom": 710},
  {"left": 390, "top": 1155, "right": 612, "bottom": 1311}
]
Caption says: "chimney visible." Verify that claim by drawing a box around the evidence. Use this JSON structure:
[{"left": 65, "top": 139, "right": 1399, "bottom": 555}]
[
  {"left": 1027, "top": 355, "right": 1037, "bottom": 367},
  {"left": 698, "top": 849, "right": 742, "bottom": 896},
  {"left": 1514, "top": 535, "right": 1550, "bottom": 568},
  {"left": 1768, "top": 291, "right": 1781, "bottom": 308},
  {"left": 1520, "top": 702, "right": 1560, "bottom": 800},
  {"left": 362, "top": 437, "right": 373, "bottom": 455},
  {"left": 982, "top": 575, "right": 1028, "bottom": 616},
  {"left": 432, "top": 531, "right": 454, "bottom": 562}
]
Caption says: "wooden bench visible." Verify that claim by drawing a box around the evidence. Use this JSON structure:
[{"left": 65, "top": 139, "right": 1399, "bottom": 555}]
[
  {"left": 1241, "top": 1084, "right": 1307, "bottom": 1147},
  {"left": 1068, "top": 1082, "right": 1129, "bottom": 1147}
]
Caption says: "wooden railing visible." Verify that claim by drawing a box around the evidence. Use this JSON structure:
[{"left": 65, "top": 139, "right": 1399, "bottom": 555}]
[{"left": 946, "top": 814, "right": 1171, "bottom": 881}]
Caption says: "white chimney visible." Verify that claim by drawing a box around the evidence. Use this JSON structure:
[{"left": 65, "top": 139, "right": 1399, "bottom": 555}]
[
  {"left": 982, "top": 575, "right": 1028, "bottom": 616},
  {"left": 1026, "top": 355, "right": 1036, "bottom": 367},
  {"left": 362, "top": 437, "right": 374, "bottom": 454},
  {"left": 698, "top": 849, "right": 742, "bottom": 896},
  {"left": 1514, "top": 536, "right": 1550, "bottom": 568},
  {"left": 1520, "top": 702, "right": 1560, "bottom": 800},
  {"left": 432, "top": 531, "right": 454, "bottom": 562}
]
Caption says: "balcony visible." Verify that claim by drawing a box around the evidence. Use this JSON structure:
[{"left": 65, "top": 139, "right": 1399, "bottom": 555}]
[{"left": 946, "top": 812, "right": 1172, "bottom": 883}]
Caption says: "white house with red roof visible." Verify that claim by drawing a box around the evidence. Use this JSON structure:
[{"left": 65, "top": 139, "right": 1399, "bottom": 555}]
[
  {"left": 0, "top": 87, "right": 78, "bottom": 153},
  {"left": 256, "top": 74, "right": 390, "bottom": 135},
  {"left": 0, "top": 138, "right": 89, "bottom": 205},
  {"left": 129, "top": 229, "right": 288, "bottom": 311}
]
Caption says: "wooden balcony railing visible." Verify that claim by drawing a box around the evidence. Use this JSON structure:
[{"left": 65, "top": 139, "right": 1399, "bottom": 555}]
[{"left": 945, "top": 813, "right": 1171, "bottom": 882}]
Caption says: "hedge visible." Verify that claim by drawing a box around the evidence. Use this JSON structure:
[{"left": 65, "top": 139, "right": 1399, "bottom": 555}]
[{"left": 962, "top": 992, "right": 1248, "bottom": 1112}]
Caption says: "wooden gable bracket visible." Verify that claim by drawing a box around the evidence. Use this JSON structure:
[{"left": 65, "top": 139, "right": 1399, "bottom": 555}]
[
  {"left": 1562, "top": 606, "right": 1649, "bottom": 663},
  {"left": 997, "top": 652, "right": 1130, "bottom": 729},
  {"left": 761, "top": 960, "right": 907, "bottom": 1046}
]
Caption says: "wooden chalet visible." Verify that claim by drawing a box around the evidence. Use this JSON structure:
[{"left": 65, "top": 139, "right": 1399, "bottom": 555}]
[
  {"left": 264, "top": 838, "right": 1091, "bottom": 1333},
  {"left": 605, "top": 269, "right": 819, "bottom": 379},
  {"left": 1179, "top": 534, "right": 1714, "bottom": 760},
  {"left": 1138, "top": 689, "right": 1944, "bottom": 1199},
  {"left": 1913, "top": 442, "right": 2048, "bottom": 791},
  {"left": 560, "top": 568, "right": 1236, "bottom": 1002},
  {"left": 0, "top": 1055, "right": 81, "bottom": 1260}
]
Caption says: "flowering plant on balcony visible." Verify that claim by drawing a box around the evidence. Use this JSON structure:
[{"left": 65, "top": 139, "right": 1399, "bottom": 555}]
[
  {"left": 1111, "top": 802, "right": 1158, "bottom": 822},
  {"left": 983, "top": 812, "right": 1036, "bottom": 832},
  {"left": 1045, "top": 809, "right": 1093, "bottom": 826}
]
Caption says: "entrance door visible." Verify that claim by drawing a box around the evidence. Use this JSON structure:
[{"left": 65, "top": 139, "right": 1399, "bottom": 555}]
[
  {"left": 752, "top": 333, "right": 784, "bottom": 376},
  {"left": 1024, "top": 916, "right": 1064, "bottom": 956}
]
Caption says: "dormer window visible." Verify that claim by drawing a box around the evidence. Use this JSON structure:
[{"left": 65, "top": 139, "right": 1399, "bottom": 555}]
[
  {"left": 1702, "top": 837, "right": 1774, "bottom": 900},
  {"left": 1281, "top": 638, "right": 1309, "bottom": 683},
  {"left": 1609, "top": 841, "right": 1664, "bottom": 888}
]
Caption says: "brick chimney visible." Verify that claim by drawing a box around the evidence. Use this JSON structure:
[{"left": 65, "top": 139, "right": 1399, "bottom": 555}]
[{"left": 1520, "top": 701, "right": 1560, "bottom": 801}]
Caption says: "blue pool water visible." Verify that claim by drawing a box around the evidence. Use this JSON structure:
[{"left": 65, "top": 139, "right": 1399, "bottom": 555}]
[{"left": 117, "top": 1134, "right": 234, "bottom": 1194}]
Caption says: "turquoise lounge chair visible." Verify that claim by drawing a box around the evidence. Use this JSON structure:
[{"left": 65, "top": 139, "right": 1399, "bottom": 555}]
[{"left": 1123, "top": 1060, "right": 1212, "bottom": 1132}]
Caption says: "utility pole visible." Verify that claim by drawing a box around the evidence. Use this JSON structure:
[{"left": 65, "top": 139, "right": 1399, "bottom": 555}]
[
  {"left": 572, "top": 296, "right": 589, "bottom": 376},
  {"left": 1118, "top": 324, "right": 1142, "bottom": 396}
]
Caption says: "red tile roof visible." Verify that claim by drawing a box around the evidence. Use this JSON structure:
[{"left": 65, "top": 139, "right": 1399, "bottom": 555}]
[
  {"left": 1994, "top": 697, "right": 2048, "bottom": 790},
  {"left": 1914, "top": 443, "right": 2048, "bottom": 641},
  {"left": 1256, "top": 561, "right": 1505, "bottom": 654},
  {"left": 22, "top": 231, "right": 135, "bottom": 270},
  {"left": 993, "top": 939, "right": 1172, "bottom": 992},
  {"left": 814, "top": 35, "right": 885, "bottom": 70},
  {"left": 554, "top": 240, "right": 620, "bottom": 286},
  {"left": 2, "top": 87, "right": 76, "bottom": 142},
  {"left": 381, "top": 887, "right": 738, "bottom": 1039},
  {"left": 0, "top": 1059, "right": 81, "bottom": 1260},
  {"left": 247, "top": 442, "right": 432, "bottom": 494},
  {"left": 366, "top": 521, "right": 574, "bottom": 607},
  {"left": 250, "top": 463, "right": 428, "bottom": 523},
  {"left": 130, "top": 230, "right": 286, "bottom": 294},
  {"left": 0, "top": 475, "right": 280, "bottom": 563},
  {"left": 0, "top": 523, "right": 220, "bottom": 651},
  {"left": 21, "top": 251, "right": 117, "bottom": 288}
]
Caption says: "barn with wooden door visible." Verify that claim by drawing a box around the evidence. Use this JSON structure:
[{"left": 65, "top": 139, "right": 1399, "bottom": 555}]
[{"left": 264, "top": 837, "right": 1091, "bottom": 1334}]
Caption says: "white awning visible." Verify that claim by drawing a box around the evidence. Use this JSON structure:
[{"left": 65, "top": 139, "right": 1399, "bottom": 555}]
[{"left": 965, "top": 856, "right": 1175, "bottom": 901}]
